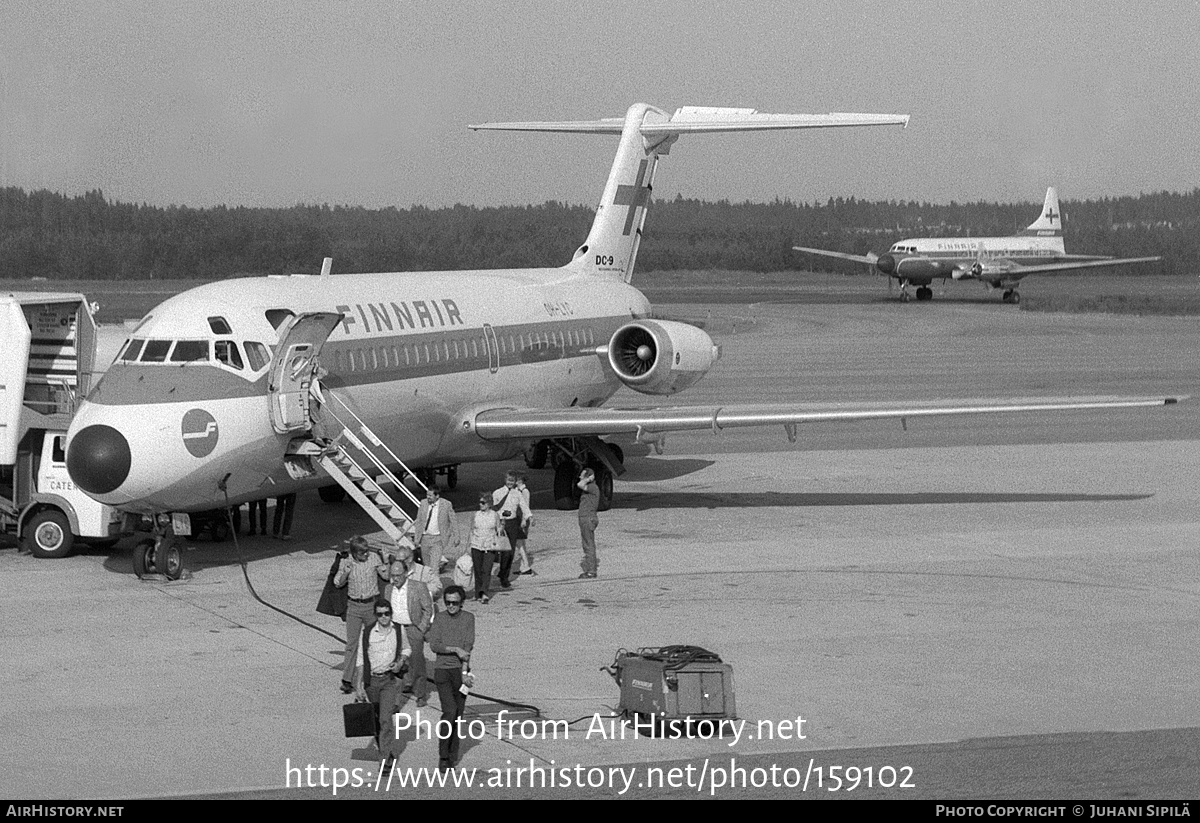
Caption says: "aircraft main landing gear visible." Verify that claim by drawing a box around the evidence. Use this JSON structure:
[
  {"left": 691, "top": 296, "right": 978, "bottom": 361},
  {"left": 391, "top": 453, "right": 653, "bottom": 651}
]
[
  {"left": 916, "top": 286, "right": 933, "bottom": 301},
  {"left": 1002, "top": 290, "right": 1020, "bottom": 304}
]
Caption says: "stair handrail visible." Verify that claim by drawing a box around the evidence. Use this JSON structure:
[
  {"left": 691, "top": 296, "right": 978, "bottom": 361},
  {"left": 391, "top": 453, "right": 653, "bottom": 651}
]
[
  {"left": 322, "top": 437, "right": 414, "bottom": 532},
  {"left": 316, "top": 389, "right": 428, "bottom": 507}
]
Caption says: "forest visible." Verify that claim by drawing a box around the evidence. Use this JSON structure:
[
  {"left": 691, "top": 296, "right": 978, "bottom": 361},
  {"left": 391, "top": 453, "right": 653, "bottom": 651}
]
[{"left": 1, "top": 186, "right": 1196, "bottom": 280}]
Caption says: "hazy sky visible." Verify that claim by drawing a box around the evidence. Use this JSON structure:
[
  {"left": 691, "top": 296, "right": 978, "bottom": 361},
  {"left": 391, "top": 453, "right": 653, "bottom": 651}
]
[{"left": 3, "top": 0, "right": 1197, "bottom": 210}]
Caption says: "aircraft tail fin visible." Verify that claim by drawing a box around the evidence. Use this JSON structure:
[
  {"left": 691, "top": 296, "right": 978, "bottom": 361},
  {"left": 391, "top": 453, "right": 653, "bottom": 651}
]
[
  {"left": 471, "top": 104, "right": 909, "bottom": 283},
  {"left": 1019, "top": 187, "right": 1065, "bottom": 241}
]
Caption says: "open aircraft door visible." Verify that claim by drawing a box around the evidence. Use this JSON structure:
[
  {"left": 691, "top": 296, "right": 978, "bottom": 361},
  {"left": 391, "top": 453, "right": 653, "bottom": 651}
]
[{"left": 267, "top": 312, "right": 343, "bottom": 435}]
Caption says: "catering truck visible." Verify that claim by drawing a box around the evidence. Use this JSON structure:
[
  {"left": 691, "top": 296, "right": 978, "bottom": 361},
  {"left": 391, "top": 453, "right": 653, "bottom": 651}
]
[{"left": 1, "top": 292, "right": 126, "bottom": 557}]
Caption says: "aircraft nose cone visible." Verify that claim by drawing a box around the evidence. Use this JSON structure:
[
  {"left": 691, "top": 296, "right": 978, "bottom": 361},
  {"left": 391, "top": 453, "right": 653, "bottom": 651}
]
[
  {"left": 876, "top": 254, "right": 896, "bottom": 275},
  {"left": 67, "top": 424, "right": 131, "bottom": 495}
]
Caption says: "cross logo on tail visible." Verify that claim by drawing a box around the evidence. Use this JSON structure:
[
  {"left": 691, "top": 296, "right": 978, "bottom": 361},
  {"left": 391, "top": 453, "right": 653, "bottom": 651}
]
[
  {"left": 1044, "top": 208, "right": 1059, "bottom": 224},
  {"left": 613, "top": 160, "right": 652, "bottom": 236}
]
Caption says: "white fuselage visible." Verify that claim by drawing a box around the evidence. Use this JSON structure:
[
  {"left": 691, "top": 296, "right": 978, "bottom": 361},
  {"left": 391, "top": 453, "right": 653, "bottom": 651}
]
[
  {"left": 66, "top": 268, "right": 649, "bottom": 513},
  {"left": 880, "top": 234, "right": 1066, "bottom": 284}
]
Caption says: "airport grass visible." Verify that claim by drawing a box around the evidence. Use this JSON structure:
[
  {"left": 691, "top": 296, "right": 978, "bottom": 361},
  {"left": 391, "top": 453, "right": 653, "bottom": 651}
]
[{"left": 1020, "top": 294, "right": 1200, "bottom": 316}]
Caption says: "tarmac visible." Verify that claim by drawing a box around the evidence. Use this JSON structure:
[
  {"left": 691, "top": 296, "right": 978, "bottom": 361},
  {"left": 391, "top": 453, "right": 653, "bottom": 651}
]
[{"left": 1, "top": 299, "right": 1198, "bottom": 799}]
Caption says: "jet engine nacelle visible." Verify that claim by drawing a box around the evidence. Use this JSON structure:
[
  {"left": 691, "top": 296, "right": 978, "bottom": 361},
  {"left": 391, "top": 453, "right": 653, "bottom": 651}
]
[{"left": 605, "top": 320, "right": 719, "bottom": 396}]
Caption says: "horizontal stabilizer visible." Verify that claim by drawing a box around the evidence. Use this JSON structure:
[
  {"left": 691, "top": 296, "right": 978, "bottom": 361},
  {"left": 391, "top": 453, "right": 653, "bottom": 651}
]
[
  {"left": 474, "top": 395, "right": 1184, "bottom": 439},
  {"left": 470, "top": 106, "right": 909, "bottom": 135}
]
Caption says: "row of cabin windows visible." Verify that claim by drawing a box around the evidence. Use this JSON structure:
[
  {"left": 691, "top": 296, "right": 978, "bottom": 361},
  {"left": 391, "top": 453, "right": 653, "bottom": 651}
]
[{"left": 330, "top": 327, "right": 597, "bottom": 374}]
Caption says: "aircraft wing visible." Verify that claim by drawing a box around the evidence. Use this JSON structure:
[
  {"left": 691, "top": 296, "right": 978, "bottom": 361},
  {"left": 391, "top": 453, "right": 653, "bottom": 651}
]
[
  {"left": 965, "top": 256, "right": 1162, "bottom": 280},
  {"left": 793, "top": 246, "right": 879, "bottom": 266},
  {"left": 473, "top": 395, "right": 1182, "bottom": 440}
]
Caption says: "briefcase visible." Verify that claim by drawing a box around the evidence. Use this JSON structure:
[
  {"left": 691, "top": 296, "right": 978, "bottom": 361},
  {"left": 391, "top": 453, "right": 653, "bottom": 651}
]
[{"left": 343, "top": 701, "right": 375, "bottom": 738}]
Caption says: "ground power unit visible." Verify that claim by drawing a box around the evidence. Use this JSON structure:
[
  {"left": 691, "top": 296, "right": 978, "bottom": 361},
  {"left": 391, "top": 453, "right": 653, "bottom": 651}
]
[{"left": 605, "top": 646, "right": 735, "bottom": 734}]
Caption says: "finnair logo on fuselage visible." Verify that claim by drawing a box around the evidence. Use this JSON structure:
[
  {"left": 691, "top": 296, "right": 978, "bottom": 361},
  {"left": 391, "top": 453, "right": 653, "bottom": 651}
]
[
  {"left": 182, "top": 409, "right": 219, "bottom": 457},
  {"left": 336, "top": 299, "right": 465, "bottom": 336}
]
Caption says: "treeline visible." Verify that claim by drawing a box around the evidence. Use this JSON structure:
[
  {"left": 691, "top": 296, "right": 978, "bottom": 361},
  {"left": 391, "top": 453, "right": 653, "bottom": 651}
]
[{"left": 2, "top": 186, "right": 1198, "bottom": 280}]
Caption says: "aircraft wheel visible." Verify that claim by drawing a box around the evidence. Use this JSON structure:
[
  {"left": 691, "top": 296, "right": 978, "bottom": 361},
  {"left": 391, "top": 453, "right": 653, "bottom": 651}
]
[
  {"left": 210, "top": 519, "right": 231, "bottom": 543},
  {"left": 594, "top": 466, "right": 614, "bottom": 513},
  {"left": 318, "top": 484, "right": 347, "bottom": 503},
  {"left": 899, "top": 291, "right": 910, "bottom": 303},
  {"left": 445, "top": 465, "right": 458, "bottom": 489},
  {"left": 524, "top": 440, "right": 549, "bottom": 470},
  {"left": 25, "top": 509, "right": 75, "bottom": 559},
  {"left": 916, "top": 286, "right": 933, "bottom": 301},
  {"left": 607, "top": 443, "right": 624, "bottom": 466},
  {"left": 553, "top": 462, "right": 579, "bottom": 511},
  {"left": 1010, "top": 291, "right": 1020, "bottom": 305},
  {"left": 133, "top": 538, "right": 155, "bottom": 578},
  {"left": 157, "top": 541, "right": 184, "bottom": 580}
]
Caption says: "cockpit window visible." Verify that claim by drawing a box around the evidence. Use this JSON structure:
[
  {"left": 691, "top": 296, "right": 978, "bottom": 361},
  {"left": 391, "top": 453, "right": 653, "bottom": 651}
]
[
  {"left": 169, "top": 340, "right": 210, "bottom": 362},
  {"left": 215, "top": 340, "right": 244, "bottom": 370},
  {"left": 208, "top": 316, "right": 232, "bottom": 335},
  {"left": 118, "top": 339, "right": 145, "bottom": 362},
  {"left": 140, "top": 340, "right": 172, "bottom": 363},
  {"left": 265, "top": 309, "right": 295, "bottom": 331},
  {"left": 244, "top": 341, "right": 270, "bottom": 372}
]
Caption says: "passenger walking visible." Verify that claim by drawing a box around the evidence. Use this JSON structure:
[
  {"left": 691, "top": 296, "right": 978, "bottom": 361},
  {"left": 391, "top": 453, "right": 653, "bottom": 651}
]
[
  {"left": 468, "top": 493, "right": 504, "bottom": 603},
  {"left": 383, "top": 551, "right": 435, "bottom": 708},
  {"left": 490, "top": 471, "right": 524, "bottom": 588},
  {"left": 334, "top": 536, "right": 388, "bottom": 693},
  {"left": 426, "top": 585, "right": 474, "bottom": 771},
  {"left": 512, "top": 473, "right": 536, "bottom": 576},
  {"left": 413, "top": 487, "right": 461, "bottom": 573},
  {"left": 577, "top": 468, "right": 600, "bottom": 579},
  {"left": 353, "top": 599, "right": 411, "bottom": 763}
]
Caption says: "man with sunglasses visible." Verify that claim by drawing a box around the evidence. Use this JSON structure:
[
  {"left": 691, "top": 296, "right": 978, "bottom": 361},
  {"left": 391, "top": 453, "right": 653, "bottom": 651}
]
[
  {"left": 354, "top": 599, "right": 411, "bottom": 761},
  {"left": 426, "top": 585, "right": 475, "bottom": 771}
]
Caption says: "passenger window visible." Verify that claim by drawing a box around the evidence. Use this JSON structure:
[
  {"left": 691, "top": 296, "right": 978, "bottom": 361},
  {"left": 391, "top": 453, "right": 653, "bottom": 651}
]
[
  {"left": 141, "top": 340, "right": 172, "bottom": 363},
  {"left": 244, "top": 342, "right": 270, "bottom": 372},
  {"left": 208, "top": 317, "right": 232, "bottom": 335},
  {"left": 215, "top": 341, "right": 244, "bottom": 370},
  {"left": 170, "top": 340, "right": 210, "bottom": 362}
]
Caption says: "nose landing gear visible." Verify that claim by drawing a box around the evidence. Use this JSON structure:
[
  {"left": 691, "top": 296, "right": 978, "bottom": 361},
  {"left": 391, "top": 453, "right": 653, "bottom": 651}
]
[{"left": 133, "top": 518, "right": 185, "bottom": 580}]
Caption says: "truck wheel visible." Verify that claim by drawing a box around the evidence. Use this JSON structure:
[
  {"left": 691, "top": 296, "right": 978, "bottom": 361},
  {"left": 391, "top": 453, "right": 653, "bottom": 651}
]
[{"left": 25, "top": 509, "right": 75, "bottom": 559}]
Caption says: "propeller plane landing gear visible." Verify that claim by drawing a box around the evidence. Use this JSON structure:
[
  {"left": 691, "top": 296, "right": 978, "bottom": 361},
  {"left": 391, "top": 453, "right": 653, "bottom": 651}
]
[
  {"left": 916, "top": 286, "right": 933, "bottom": 301},
  {"left": 1002, "top": 290, "right": 1021, "bottom": 304}
]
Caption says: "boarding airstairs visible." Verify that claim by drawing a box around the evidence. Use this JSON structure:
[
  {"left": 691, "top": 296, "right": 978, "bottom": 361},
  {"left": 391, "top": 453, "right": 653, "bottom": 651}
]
[{"left": 287, "top": 387, "right": 428, "bottom": 544}]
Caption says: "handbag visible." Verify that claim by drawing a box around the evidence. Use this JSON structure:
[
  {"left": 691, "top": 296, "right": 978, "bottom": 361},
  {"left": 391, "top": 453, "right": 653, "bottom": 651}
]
[{"left": 316, "top": 555, "right": 348, "bottom": 618}]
